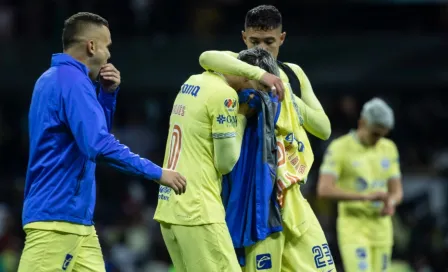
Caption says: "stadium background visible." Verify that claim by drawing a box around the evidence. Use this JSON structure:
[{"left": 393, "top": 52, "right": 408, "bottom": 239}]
[{"left": 0, "top": 0, "right": 447, "bottom": 271}]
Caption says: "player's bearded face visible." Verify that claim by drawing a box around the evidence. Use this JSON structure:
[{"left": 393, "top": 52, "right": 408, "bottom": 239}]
[
  {"left": 242, "top": 27, "right": 286, "bottom": 59},
  {"left": 87, "top": 26, "right": 111, "bottom": 78}
]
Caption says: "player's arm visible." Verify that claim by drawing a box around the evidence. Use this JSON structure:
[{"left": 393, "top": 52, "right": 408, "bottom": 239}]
[
  {"left": 317, "top": 143, "right": 376, "bottom": 201},
  {"left": 207, "top": 89, "right": 247, "bottom": 175},
  {"left": 288, "top": 64, "right": 331, "bottom": 140},
  {"left": 97, "top": 87, "right": 118, "bottom": 132},
  {"left": 382, "top": 143, "right": 403, "bottom": 215},
  {"left": 64, "top": 80, "right": 185, "bottom": 193},
  {"left": 199, "top": 51, "right": 265, "bottom": 81},
  {"left": 199, "top": 50, "right": 285, "bottom": 100}
]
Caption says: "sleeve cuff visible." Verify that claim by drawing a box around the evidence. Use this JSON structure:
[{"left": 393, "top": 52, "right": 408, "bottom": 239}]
[
  {"left": 150, "top": 165, "right": 163, "bottom": 181},
  {"left": 99, "top": 86, "right": 119, "bottom": 100}
]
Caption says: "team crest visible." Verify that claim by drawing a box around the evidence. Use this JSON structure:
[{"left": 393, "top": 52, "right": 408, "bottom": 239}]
[
  {"left": 224, "top": 99, "right": 237, "bottom": 111},
  {"left": 381, "top": 158, "right": 390, "bottom": 169}
]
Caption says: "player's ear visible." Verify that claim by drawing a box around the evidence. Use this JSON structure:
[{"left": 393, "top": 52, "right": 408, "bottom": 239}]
[
  {"left": 86, "top": 40, "right": 95, "bottom": 56},
  {"left": 242, "top": 30, "right": 249, "bottom": 47},
  {"left": 280, "top": 32, "right": 286, "bottom": 46}
]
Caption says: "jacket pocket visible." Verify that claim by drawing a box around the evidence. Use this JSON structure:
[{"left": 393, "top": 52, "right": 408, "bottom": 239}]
[{"left": 75, "top": 160, "right": 87, "bottom": 196}]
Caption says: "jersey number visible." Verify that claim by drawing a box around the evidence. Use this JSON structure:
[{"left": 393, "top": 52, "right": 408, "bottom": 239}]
[
  {"left": 312, "top": 243, "right": 334, "bottom": 269},
  {"left": 167, "top": 124, "right": 182, "bottom": 170}
]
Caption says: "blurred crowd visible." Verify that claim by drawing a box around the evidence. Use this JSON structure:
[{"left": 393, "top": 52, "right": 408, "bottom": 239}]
[
  {"left": 0, "top": 0, "right": 447, "bottom": 271},
  {"left": 1, "top": 0, "right": 448, "bottom": 41}
]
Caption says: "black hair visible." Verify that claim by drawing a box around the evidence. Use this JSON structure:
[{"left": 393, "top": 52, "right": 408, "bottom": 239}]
[
  {"left": 62, "top": 12, "right": 109, "bottom": 50},
  {"left": 238, "top": 47, "right": 280, "bottom": 77},
  {"left": 245, "top": 5, "right": 282, "bottom": 31}
]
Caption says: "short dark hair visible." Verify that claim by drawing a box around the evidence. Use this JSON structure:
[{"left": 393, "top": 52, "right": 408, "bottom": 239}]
[
  {"left": 245, "top": 5, "right": 282, "bottom": 31},
  {"left": 62, "top": 12, "right": 109, "bottom": 50},
  {"left": 238, "top": 47, "right": 280, "bottom": 77}
]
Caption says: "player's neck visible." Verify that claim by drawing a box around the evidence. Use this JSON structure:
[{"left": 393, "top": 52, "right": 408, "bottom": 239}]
[
  {"left": 63, "top": 48, "right": 89, "bottom": 68},
  {"left": 222, "top": 75, "right": 239, "bottom": 90},
  {"left": 356, "top": 129, "right": 370, "bottom": 147}
]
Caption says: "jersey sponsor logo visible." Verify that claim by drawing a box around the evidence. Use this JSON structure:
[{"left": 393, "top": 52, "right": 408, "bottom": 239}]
[
  {"left": 256, "top": 253, "right": 272, "bottom": 270},
  {"left": 172, "top": 104, "right": 186, "bottom": 116},
  {"left": 216, "top": 114, "right": 237, "bottom": 127},
  {"left": 356, "top": 247, "right": 367, "bottom": 259},
  {"left": 356, "top": 247, "right": 369, "bottom": 270},
  {"left": 382, "top": 254, "right": 388, "bottom": 270},
  {"left": 356, "top": 177, "right": 368, "bottom": 192},
  {"left": 179, "top": 84, "right": 200, "bottom": 97},
  {"left": 285, "top": 133, "right": 305, "bottom": 152},
  {"left": 358, "top": 261, "right": 368, "bottom": 271},
  {"left": 62, "top": 254, "right": 73, "bottom": 270},
  {"left": 158, "top": 185, "right": 171, "bottom": 201},
  {"left": 381, "top": 158, "right": 390, "bottom": 169},
  {"left": 371, "top": 180, "right": 386, "bottom": 189},
  {"left": 224, "top": 98, "right": 237, "bottom": 111}
]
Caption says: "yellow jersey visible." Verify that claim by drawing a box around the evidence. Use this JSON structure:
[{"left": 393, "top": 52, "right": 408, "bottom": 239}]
[
  {"left": 154, "top": 72, "right": 241, "bottom": 225},
  {"left": 320, "top": 132, "right": 401, "bottom": 245},
  {"left": 275, "top": 63, "right": 316, "bottom": 207}
]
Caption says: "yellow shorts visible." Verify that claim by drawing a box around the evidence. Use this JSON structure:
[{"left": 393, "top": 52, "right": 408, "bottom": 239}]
[
  {"left": 160, "top": 222, "right": 241, "bottom": 272},
  {"left": 18, "top": 228, "right": 105, "bottom": 272},
  {"left": 339, "top": 243, "right": 392, "bottom": 272},
  {"left": 338, "top": 216, "right": 393, "bottom": 272},
  {"left": 243, "top": 185, "right": 336, "bottom": 272}
]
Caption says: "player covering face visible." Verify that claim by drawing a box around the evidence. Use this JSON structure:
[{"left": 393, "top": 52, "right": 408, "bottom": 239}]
[
  {"left": 198, "top": 5, "right": 336, "bottom": 272},
  {"left": 154, "top": 47, "right": 280, "bottom": 272},
  {"left": 318, "top": 98, "right": 403, "bottom": 272}
]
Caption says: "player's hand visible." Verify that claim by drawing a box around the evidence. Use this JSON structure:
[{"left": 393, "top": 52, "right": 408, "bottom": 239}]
[
  {"left": 260, "top": 72, "right": 285, "bottom": 101},
  {"left": 158, "top": 168, "right": 187, "bottom": 195},
  {"left": 364, "top": 191, "right": 388, "bottom": 201},
  {"left": 99, "top": 63, "right": 121, "bottom": 92},
  {"left": 381, "top": 197, "right": 397, "bottom": 216},
  {"left": 238, "top": 94, "right": 256, "bottom": 118}
]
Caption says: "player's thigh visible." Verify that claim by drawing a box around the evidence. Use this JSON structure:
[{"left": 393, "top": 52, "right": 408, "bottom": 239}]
[
  {"left": 243, "top": 232, "right": 284, "bottom": 272},
  {"left": 160, "top": 223, "right": 187, "bottom": 272},
  {"left": 173, "top": 223, "right": 241, "bottom": 272},
  {"left": 282, "top": 202, "right": 336, "bottom": 272},
  {"left": 18, "top": 229, "right": 82, "bottom": 272},
  {"left": 339, "top": 243, "right": 373, "bottom": 272},
  {"left": 72, "top": 228, "right": 105, "bottom": 272},
  {"left": 371, "top": 246, "right": 392, "bottom": 272}
]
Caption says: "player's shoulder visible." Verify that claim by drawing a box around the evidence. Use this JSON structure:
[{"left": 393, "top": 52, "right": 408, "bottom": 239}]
[
  {"left": 283, "top": 62, "right": 307, "bottom": 77},
  {"left": 377, "top": 138, "right": 398, "bottom": 153},
  {"left": 195, "top": 72, "right": 237, "bottom": 103},
  {"left": 327, "top": 133, "right": 353, "bottom": 150}
]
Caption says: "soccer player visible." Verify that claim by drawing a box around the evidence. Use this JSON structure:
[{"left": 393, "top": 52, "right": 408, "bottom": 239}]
[
  {"left": 18, "top": 12, "right": 186, "bottom": 272},
  {"left": 198, "top": 5, "right": 335, "bottom": 272},
  {"left": 153, "top": 48, "right": 281, "bottom": 272},
  {"left": 317, "top": 98, "right": 403, "bottom": 272}
]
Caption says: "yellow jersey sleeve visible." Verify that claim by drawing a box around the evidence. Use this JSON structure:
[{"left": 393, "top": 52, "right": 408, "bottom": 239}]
[
  {"left": 206, "top": 86, "right": 240, "bottom": 139},
  {"left": 199, "top": 50, "right": 266, "bottom": 80},
  {"left": 319, "top": 141, "right": 344, "bottom": 178},
  {"left": 387, "top": 142, "right": 401, "bottom": 180},
  {"left": 293, "top": 94, "right": 331, "bottom": 140},
  {"left": 213, "top": 115, "right": 246, "bottom": 175},
  {"left": 286, "top": 63, "right": 331, "bottom": 140}
]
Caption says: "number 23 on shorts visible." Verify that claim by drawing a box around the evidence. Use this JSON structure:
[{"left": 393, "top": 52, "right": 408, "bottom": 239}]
[{"left": 313, "top": 243, "right": 334, "bottom": 269}]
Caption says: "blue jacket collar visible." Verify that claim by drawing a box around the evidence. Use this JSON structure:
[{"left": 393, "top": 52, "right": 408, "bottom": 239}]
[{"left": 51, "top": 53, "right": 90, "bottom": 76}]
